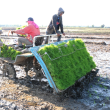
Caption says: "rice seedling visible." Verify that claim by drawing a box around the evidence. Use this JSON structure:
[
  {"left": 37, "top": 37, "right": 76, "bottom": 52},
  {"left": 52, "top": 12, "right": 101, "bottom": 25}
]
[{"left": 38, "top": 39, "right": 96, "bottom": 90}]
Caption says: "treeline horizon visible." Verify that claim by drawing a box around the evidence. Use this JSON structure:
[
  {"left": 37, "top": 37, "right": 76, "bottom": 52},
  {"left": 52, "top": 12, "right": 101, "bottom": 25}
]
[{"left": 0, "top": 24, "right": 110, "bottom": 28}]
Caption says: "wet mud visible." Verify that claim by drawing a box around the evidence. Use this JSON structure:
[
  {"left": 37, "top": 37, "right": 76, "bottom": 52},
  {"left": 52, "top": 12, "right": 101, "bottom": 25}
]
[{"left": 0, "top": 35, "right": 110, "bottom": 109}]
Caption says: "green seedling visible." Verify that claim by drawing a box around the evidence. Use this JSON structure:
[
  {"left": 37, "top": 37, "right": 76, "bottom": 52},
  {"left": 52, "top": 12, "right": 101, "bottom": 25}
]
[
  {"left": 94, "top": 100, "right": 96, "bottom": 104},
  {"left": 89, "top": 94, "right": 91, "bottom": 97},
  {"left": 98, "top": 77, "right": 100, "bottom": 82},
  {"left": 1, "top": 44, "right": 21, "bottom": 60},
  {"left": 106, "top": 97, "right": 109, "bottom": 100},
  {"left": 23, "top": 44, "right": 25, "bottom": 49},
  {"left": 103, "top": 103, "right": 105, "bottom": 106},
  {"left": 97, "top": 96, "right": 99, "bottom": 99},
  {"left": 104, "top": 86, "right": 108, "bottom": 89},
  {"left": 38, "top": 39, "right": 96, "bottom": 90},
  {"left": 99, "top": 84, "right": 102, "bottom": 88},
  {"left": 95, "top": 91, "right": 97, "bottom": 94}
]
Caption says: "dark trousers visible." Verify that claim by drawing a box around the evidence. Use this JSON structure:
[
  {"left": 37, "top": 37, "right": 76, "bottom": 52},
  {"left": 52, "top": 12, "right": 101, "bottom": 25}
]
[
  {"left": 45, "top": 35, "right": 61, "bottom": 44},
  {"left": 45, "top": 30, "right": 61, "bottom": 44}
]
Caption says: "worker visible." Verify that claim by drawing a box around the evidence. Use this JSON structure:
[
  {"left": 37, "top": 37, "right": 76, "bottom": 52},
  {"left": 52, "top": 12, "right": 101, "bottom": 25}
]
[
  {"left": 11, "top": 17, "right": 40, "bottom": 48},
  {"left": 45, "top": 7, "right": 65, "bottom": 44}
]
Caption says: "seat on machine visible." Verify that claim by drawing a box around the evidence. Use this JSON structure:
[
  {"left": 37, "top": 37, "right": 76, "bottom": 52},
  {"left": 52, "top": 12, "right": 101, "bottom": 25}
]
[
  {"left": 24, "top": 36, "right": 44, "bottom": 48},
  {"left": 35, "top": 37, "right": 44, "bottom": 46}
]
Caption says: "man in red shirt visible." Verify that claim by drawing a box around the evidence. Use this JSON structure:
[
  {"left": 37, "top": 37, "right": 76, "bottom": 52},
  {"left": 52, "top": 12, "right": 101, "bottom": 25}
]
[{"left": 11, "top": 17, "right": 40, "bottom": 48}]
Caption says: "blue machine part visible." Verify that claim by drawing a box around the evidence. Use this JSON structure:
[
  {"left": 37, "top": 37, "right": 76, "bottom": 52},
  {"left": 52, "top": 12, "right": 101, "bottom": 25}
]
[{"left": 30, "top": 39, "right": 74, "bottom": 93}]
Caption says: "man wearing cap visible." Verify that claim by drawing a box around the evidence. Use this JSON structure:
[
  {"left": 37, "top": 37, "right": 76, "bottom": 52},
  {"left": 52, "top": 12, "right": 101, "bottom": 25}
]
[
  {"left": 11, "top": 17, "right": 40, "bottom": 48},
  {"left": 45, "top": 7, "right": 65, "bottom": 44}
]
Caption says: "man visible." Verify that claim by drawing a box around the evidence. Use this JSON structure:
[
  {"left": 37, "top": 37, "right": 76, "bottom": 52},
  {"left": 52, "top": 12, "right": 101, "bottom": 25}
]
[
  {"left": 11, "top": 17, "right": 40, "bottom": 48},
  {"left": 45, "top": 7, "right": 65, "bottom": 44}
]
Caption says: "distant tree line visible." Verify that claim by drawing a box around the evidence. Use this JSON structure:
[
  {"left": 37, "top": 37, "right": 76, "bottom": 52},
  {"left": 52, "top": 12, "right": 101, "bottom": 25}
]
[
  {"left": 0, "top": 24, "right": 109, "bottom": 28},
  {"left": 92, "top": 24, "right": 106, "bottom": 28},
  {"left": 0, "top": 25, "right": 22, "bottom": 27}
]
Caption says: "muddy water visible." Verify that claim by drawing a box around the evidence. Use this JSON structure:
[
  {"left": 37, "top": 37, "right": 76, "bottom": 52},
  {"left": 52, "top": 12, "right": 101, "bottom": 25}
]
[
  {"left": 76, "top": 52, "right": 110, "bottom": 110},
  {"left": 83, "top": 39, "right": 110, "bottom": 44}
]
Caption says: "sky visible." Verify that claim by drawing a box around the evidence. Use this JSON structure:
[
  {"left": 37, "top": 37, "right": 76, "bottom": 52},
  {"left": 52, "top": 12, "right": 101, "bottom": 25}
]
[{"left": 0, "top": 0, "right": 110, "bottom": 27}]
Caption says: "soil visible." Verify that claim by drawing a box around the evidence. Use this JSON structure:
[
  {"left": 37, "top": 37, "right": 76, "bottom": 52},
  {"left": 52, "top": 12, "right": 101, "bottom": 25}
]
[{"left": 0, "top": 35, "right": 110, "bottom": 110}]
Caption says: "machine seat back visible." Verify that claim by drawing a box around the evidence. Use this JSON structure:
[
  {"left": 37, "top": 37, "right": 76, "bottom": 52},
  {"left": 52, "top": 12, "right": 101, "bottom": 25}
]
[{"left": 35, "top": 37, "right": 44, "bottom": 46}]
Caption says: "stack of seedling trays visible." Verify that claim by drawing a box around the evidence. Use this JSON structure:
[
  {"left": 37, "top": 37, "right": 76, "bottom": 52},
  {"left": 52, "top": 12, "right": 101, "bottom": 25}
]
[
  {"left": 0, "top": 44, "right": 22, "bottom": 60},
  {"left": 30, "top": 39, "right": 97, "bottom": 95}
]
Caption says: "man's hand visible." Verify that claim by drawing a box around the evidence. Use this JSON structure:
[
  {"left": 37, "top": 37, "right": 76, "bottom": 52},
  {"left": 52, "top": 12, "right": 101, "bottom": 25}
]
[
  {"left": 57, "top": 33, "right": 65, "bottom": 36},
  {"left": 57, "top": 33, "right": 60, "bottom": 36},
  {"left": 63, "top": 33, "right": 65, "bottom": 36},
  {"left": 11, "top": 31, "right": 16, "bottom": 34}
]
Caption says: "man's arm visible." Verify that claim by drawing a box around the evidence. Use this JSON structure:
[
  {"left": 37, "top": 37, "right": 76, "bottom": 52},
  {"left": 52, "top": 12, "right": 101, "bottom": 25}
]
[
  {"left": 59, "top": 16, "right": 64, "bottom": 34},
  {"left": 11, "top": 25, "right": 31, "bottom": 35},
  {"left": 52, "top": 15, "right": 58, "bottom": 33},
  {"left": 15, "top": 25, "right": 31, "bottom": 34}
]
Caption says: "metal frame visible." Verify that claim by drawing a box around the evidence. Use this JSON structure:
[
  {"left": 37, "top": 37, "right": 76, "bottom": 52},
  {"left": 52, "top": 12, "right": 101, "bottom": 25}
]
[
  {"left": 33, "top": 34, "right": 59, "bottom": 47},
  {"left": 30, "top": 39, "right": 74, "bottom": 93}
]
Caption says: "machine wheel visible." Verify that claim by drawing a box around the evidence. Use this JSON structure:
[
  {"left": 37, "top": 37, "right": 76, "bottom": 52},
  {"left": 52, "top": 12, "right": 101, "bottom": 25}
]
[
  {"left": 33, "top": 59, "right": 46, "bottom": 81},
  {"left": 24, "top": 57, "right": 46, "bottom": 80},
  {"left": 3, "top": 63, "right": 16, "bottom": 79}
]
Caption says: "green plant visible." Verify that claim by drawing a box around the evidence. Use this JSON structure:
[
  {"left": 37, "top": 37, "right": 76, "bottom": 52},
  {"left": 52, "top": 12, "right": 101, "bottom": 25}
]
[
  {"left": 99, "top": 84, "right": 102, "bottom": 88},
  {"left": 103, "top": 103, "right": 105, "bottom": 106},
  {"left": 23, "top": 44, "right": 26, "bottom": 49},
  {"left": 95, "top": 83, "right": 97, "bottom": 85},
  {"left": 104, "top": 86, "right": 108, "bottom": 89},
  {"left": 0, "top": 44, "right": 22, "bottom": 60},
  {"left": 89, "top": 94, "right": 91, "bottom": 97},
  {"left": 94, "top": 100, "right": 96, "bottom": 104},
  {"left": 95, "top": 91, "right": 97, "bottom": 94},
  {"left": 16, "top": 27, "right": 21, "bottom": 30},
  {"left": 21, "top": 25, "right": 27, "bottom": 29},
  {"left": 38, "top": 39, "right": 96, "bottom": 90},
  {"left": 97, "top": 96, "right": 99, "bottom": 99},
  {"left": 106, "top": 97, "right": 109, "bottom": 100},
  {"left": 98, "top": 77, "right": 100, "bottom": 82}
]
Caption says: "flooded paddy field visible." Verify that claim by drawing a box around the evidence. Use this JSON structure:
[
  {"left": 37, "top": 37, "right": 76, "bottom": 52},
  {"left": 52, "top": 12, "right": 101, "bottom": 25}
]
[{"left": 0, "top": 34, "right": 110, "bottom": 110}]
